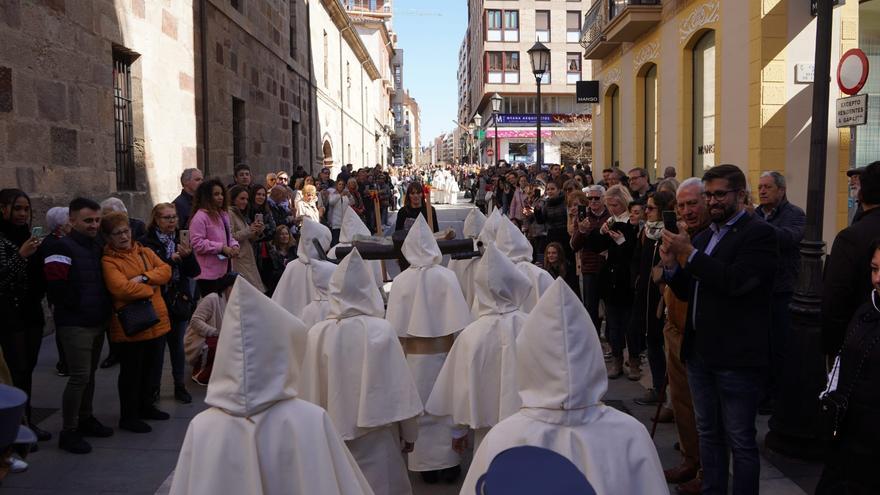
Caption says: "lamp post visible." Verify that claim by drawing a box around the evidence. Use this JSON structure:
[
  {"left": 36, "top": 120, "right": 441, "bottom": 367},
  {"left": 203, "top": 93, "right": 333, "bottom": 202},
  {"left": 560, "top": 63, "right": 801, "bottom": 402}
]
[
  {"left": 491, "top": 93, "right": 502, "bottom": 166},
  {"left": 467, "top": 122, "right": 475, "bottom": 165},
  {"left": 528, "top": 41, "right": 550, "bottom": 169},
  {"left": 473, "top": 114, "right": 483, "bottom": 168}
]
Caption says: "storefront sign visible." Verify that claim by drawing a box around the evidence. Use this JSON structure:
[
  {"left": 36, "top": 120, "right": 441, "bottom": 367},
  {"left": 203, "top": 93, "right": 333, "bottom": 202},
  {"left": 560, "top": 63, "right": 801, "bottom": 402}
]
[
  {"left": 576, "top": 81, "right": 600, "bottom": 103},
  {"left": 486, "top": 129, "right": 553, "bottom": 138},
  {"left": 836, "top": 94, "right": 868, "bottom": 127},
  {"left": 495, "top": 114, "right": 590, "bottom": 125}
]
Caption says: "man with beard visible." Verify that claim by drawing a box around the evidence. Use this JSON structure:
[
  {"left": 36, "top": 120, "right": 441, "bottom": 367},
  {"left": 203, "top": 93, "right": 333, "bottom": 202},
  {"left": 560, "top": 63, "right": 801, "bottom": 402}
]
[{"left": 661, "top": 165, "right": 778, "bottom": 495}]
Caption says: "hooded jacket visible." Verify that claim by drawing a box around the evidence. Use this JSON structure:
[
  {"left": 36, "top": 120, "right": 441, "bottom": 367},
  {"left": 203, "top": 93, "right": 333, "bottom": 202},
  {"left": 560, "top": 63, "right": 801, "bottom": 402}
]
[
  {"left": 327, "top": 207, "right": 384, "bottom": 290},
  {"left": 300, "top": 259, "right": 336, "bottom": 328},
  {"left": 272, "top": 218, "right": 332, "bottom": 318},
  {"left": 461, "top": 279, "right": 668, "bottom": 495},
  {"left": 448, "top": 208, "right": 487, "bottom": 310},
  {"left": 426, "top": 244, "right": 531, "bottom": 428},
  {"left": 495, "top": 217, "right": 554, "bottom": 313},
  {"left": 477, "top": 208, "right": 503, "bottom": 246},
  {"left": 170, "top": 279, "right": 373, "bottom": 495},
  {"left": 299, "top": 249, "right": 423, "bottom": 441},
  {"left": 386, "top": 215, "right": 473, "bottom": 338}
]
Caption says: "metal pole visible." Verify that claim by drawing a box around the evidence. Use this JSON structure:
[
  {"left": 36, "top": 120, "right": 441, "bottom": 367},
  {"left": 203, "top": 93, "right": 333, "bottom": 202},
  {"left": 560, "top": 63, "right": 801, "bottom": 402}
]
[
  {"left": 765, "top": 0, "right": 833, "bottom": 460},
  {"left": 495, "top": 118, "right": 500, "bottom": 166},
  {"left": 536, "top": 76, "right": 543, "bottom": 168}
]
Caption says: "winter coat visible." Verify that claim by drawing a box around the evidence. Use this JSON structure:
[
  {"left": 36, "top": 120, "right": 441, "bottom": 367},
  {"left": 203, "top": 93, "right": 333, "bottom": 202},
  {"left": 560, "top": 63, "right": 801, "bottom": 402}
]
[
  {"left": 184, "top": 293, "right": 225, "bottom": 367},
  {"left": 229, "top": 208, "right": 266, "bottom": 293},
  {"left": 189, "top": 209, "right": 239, "bottom": 281},
  {"left": 44, "top": 230, "right": 113, "bottom": 328},
  {"left": 102, "top": 242, "right": 172, "bottom": 343}
]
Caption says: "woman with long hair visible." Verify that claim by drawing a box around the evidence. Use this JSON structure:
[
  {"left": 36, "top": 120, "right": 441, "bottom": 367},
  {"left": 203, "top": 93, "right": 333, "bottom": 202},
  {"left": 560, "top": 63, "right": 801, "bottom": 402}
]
[
  {"left": 249, "top": 184, "right": 277, "bottom": 288},
  {"left": 630, "top": 190, "right": 676, "bottom": 406},
  {"left": 543, "top": 242, "right": 578, "bottom": 293},
  {"left": 0, "top": 188, "right": 50, "bottom": 441},
  {"left": 227, "top": 185, "right": 266, "bottom": 293},
  {"left": 394, "top": 182, "right": 439, "bottom": 233},
  {"left": 139, "top": 203, "right": 201, "bottom": 404},
  {"left": 189, "top": 179, "right": 240, "bottom": 295}
]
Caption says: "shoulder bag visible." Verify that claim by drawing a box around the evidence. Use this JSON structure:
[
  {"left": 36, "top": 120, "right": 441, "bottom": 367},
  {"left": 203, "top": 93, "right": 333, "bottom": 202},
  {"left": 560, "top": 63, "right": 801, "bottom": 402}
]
[{"left": 116, "top": 252, "right": 159, "bottom": 337}]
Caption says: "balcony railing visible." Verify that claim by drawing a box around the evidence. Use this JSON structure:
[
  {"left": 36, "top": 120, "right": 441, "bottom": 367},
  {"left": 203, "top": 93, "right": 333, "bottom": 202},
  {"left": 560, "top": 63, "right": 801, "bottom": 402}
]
[{"left": 581, "top": 0, "right": 661, "bottom": 59}]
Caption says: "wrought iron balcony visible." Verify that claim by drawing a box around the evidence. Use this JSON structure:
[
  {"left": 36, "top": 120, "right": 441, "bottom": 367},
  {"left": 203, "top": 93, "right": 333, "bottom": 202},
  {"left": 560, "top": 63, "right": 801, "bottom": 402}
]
[{"left": 581, "top": 0, "right": 662, "bottom": 59}]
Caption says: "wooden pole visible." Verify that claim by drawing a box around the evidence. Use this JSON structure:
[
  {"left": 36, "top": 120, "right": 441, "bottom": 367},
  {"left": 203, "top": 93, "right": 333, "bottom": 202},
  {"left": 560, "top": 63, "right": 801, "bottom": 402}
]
[
  {"left": 424, "top": 184, "right": 434, "bottom": 232},
  {"left": 371, "top": 191, "right": 389, "bottom": 282}
]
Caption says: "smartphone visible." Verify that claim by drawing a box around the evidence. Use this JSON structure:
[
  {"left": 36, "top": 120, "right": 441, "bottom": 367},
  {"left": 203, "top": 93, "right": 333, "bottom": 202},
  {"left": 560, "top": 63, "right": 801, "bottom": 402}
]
[
  {"left": 577, "top": 204, "right": 587, "bottom": 222},
  {"left": 254, "top": 213, "right": 263, "bottom": 224},
  {"left": 662, "top": 210, "right": 679, "bottom": 234},
  {"left": 31, "top": 226, "right": 43, "bottom": 238},
  {"left": 179, "top": 229, "right": 190, "bottom": 245}
]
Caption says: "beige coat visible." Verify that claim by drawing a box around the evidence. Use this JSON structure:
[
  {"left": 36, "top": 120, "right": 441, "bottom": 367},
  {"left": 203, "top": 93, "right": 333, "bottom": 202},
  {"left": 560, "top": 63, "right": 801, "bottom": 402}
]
[
  {"left": 184, "top": 293, "right": 226, "bottom": 367},
  {"left": 228, "top": 208, "right": 266, "bottom": 293}
]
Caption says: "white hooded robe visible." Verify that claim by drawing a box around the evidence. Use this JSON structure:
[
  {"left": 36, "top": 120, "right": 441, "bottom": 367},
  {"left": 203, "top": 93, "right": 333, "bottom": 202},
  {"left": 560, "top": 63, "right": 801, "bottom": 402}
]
[
  {"left": 426, "top": 244, "right": 531, "bottom": 449},
  {"left": 169, "top": 279, "right": 373, "bottom": 495},
  {"left": 300, "top": 249, "right": 423, "bottom": 495},
  {"left": 272, "top": 218, "right": 332, "bottom": 318},
  {"left": 385, "top": 215, "right": 474, "bottom": 472},
  {"left": 447, "top": 208, "right": 486, "bottom": 311},
  {"left": 299, "top": 259, "right": 336, "bottom": 328},
  {"left": 327, "top": 206, "right": 385, "bottom": 287},
  {"left": 494, "top": 216, "right": 554, "bottom": 313},
  {"left": 460, "top": 279, "right": 668, "bottom": 495}
]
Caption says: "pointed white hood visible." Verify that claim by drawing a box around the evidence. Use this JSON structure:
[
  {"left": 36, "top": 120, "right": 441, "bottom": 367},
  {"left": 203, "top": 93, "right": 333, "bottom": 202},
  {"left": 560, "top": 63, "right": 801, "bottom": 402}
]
[
  {"left": 206, "top": 278, "right": 309, "bottom": 417},
  {"left": 516, "top": 278, "right": 605, "bottom": 411},
  {"left": 478, "top": 208, "right": 503, "bottom": 244},
  {"left": 473, "top": 244, "right": 533, "bottom": 317},
  {"left": 328, "top": 249, "right": 385, "bottom": 319},
  {"left": 495, "top": 216, "right": 534, "bottom": 263},
  {"left": 339, "top": 206, "right": 371, "bottom": 243},
  {"left": 463, "top": 208, "right": 487, "bottom": 239},
  {"left": 401, "top": 214, "right": 442, "bottom": 267},
  {"left": 297, "top": 217, "right": 332, "bottom": 263},
  {"left": 309, "top": 259, "right": 336, "bottom": 302}
]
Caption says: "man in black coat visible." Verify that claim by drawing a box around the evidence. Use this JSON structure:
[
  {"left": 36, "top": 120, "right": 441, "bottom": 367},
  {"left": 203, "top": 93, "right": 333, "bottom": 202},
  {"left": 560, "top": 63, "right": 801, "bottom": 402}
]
[
  {"left": 661, "top": 164, "right": 778, "bottom": 495},
  {"left": 173, "top": 168, "right": 203, "bottom": 229},
  {"left": 823, "top": 160, "right": 880, "bottom": 355}
]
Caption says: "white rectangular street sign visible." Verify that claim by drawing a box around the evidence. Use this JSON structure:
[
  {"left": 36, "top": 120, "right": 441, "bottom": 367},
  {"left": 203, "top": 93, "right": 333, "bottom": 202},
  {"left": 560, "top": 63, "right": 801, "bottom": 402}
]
[
  {"left": 795, "top": 63, "right": 814, "bottom": 84},
  {"left": 836, "top": 94, "right": 868, "bottom": 128}
]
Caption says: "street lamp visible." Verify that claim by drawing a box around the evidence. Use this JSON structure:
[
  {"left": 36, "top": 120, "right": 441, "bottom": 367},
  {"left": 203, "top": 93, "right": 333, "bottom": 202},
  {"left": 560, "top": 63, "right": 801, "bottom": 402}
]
[
  {"left": 473, "top": 114, "right": 482, "bottom": 168},
  {"left": 491, "top": 93, "right": 503, "bottom": 166},
  {"left": 528, "top": 41, "right": 550, "bottom": 169},
  {"left": 467, "top": 122, "right": 475, "bottom": 165}
]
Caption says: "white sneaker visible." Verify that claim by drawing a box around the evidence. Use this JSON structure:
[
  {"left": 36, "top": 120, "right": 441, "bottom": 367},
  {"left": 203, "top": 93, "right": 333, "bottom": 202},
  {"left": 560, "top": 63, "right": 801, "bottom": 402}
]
[{"left": 9, "top": 456, "right": 28, "bottom": 473}]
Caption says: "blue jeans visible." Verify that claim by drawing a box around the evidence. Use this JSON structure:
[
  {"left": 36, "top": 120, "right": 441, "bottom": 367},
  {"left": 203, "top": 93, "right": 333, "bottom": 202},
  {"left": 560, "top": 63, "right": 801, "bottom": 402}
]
[
  {"left": 604, "top": 302, "right": 630, "bottom": 358},
  {"left": 687, "top": 353, "right": 764, "bottom": 495},
  {"left": 152, "top": 318, "right": 188, "bottom": 389}
]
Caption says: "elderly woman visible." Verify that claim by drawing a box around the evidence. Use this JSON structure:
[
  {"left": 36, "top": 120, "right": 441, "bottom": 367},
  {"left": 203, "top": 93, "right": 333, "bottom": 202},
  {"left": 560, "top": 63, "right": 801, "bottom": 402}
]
[
  {"left": 184, "top": 272, "right": 237, "bottom": 385},
  {"left": 101, "top": 211, "right": 172, "bottom": 434},
  {"left": 100, "top": 197, "right": 147, "bottom": 241},
  {"left": 139, "top": 203, "right": 201, "bottom": 404},
  {"left": 228, "top": 185, "right": 266, "bottom": 293},
  {"left": 295, "top": 184, "right": 323, "bottom": 226}
]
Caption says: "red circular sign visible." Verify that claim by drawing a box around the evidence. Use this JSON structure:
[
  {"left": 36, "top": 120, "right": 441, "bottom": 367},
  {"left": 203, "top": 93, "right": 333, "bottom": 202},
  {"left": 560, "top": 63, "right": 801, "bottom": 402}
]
[
  {"left": 487, "top": 149, "right": 494, "bottom": 156},
  {"left": 837, "top": 48, "right": 869, "bottom": 96}
]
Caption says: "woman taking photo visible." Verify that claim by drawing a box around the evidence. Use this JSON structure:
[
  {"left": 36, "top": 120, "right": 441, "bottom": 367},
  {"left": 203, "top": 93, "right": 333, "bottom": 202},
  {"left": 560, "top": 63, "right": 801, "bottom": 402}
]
[
  {"left": 228, "top": 185, "right": 266, "bottom": 293},
  {"left": 139, "top": 203, "right": 201, "bottom": 404},
  {"left": 394, "top": 182, "right": 439, "bottom": 233},
  {"left": 260, "top": 225, "right": 297, "bottom": 294},
  {"left": 101, "top": 211, "right": 172, "bottom": 433},
  {"left": 816, "top": 240, "right": 880, "bottom": 494},
  {"left": 0, "top": 189, "right": 49, "bottom": 441},
  {"left": 572, "top": 184, "right": 637, "bottom": 379},
  {"left": 630, "top": 190, "right": 676, "bottom": 405},
  {"left": 190, "top": 179, "right": 239, "bottom": 295},
  {"left": 526, "top": 181, "right": 570, "bottom": 265}
]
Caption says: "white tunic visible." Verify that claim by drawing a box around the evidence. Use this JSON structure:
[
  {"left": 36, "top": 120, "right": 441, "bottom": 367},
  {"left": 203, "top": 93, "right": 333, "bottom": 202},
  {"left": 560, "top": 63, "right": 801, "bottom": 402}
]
[
  {"left": 447, "top": 208, "right": 486, "bottom": 311},
  {"left": 327, "top": 206, "right": 385, "bottom": 287},
  {"left": 494, "top": 216, "right": 553, "bottom": 312},
  {"left": 300, "top": 249, "right": 423, "bottom": 495},
  {"left": 299, "top": 259, "right": 335, "bottom": 328},
  {"left": 170, "top": 279, "right": 373, "bottom": 495},
  {"left": 385, "top": 216, "right": 473, "bottom": 471},
  {"left": 460, "top": 279, "right": 668, "bottom": 495},
  {"left": 272, "top": 218, "right": 332, "bottom": 318}
]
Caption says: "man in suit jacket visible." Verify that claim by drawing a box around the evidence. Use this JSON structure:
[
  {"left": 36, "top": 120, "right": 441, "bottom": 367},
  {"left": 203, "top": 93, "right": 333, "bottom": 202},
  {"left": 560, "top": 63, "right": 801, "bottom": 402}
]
[{"left": 660, "top": 164, "right": 779, "bottom": 495}]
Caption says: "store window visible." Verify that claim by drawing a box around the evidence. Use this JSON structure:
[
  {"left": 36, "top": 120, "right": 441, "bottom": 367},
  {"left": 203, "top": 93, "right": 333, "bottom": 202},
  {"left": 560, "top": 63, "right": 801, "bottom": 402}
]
[{"left": 692, "top": 30, "right": 716, "bottom": 177}]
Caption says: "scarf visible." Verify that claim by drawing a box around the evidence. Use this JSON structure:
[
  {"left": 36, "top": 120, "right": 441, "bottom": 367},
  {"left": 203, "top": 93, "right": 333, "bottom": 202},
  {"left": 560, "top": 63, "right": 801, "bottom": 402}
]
[
  {"left": 644, "top": 221, "right": 664, "bottom": 241},
  {"left": 156, "top": 231, "right": 179, "bottom": 281},
  {"left": 607, "top": 212, "right": 630, "bottom": 225}
]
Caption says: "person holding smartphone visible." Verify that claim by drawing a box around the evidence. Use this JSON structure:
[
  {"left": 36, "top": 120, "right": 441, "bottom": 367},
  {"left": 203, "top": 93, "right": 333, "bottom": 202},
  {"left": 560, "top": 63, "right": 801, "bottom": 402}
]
[
  {"left": 189, "top": 180, "right": 241, "bottom": 295},
  {"left": 227, "top": 186, "right": 266, "bottom": 293},
  {"left": 569, "top": 185, "right": 610, "bottom": 328},
  {"left": 139, "top": 203, "right": 201, "bottom": 404}
]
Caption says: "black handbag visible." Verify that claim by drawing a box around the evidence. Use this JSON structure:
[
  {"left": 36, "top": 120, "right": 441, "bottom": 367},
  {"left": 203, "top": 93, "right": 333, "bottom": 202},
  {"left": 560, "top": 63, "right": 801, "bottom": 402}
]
[
  {"left": 164, "top": 281, "right": 194, "bottom": 320},
  {"left": 116, "top": 252, "right": 160, "bottom": 337}
]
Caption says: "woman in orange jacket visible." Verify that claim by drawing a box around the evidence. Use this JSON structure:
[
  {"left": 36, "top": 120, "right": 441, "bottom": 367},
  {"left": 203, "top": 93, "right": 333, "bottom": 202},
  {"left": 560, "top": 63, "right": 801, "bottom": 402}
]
[{"left": 101, "top": 212, "right": 172, "bottom": 434}]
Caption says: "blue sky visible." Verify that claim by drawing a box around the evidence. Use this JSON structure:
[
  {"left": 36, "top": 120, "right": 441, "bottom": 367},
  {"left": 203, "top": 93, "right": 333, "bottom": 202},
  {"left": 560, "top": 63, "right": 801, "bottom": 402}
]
[{"left": 392, "top": 1, "right": 467, "bottom": 148}]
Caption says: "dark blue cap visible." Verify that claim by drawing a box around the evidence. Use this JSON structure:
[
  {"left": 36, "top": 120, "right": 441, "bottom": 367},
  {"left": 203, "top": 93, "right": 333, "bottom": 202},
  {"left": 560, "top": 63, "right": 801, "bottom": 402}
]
[{"left": 475, "top": 445, "right": 596, "bottom": 495}]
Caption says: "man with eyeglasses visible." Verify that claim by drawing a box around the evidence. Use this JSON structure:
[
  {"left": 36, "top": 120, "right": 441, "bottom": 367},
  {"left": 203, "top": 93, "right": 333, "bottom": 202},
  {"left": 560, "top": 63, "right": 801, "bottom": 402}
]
[
  {"left": 44, "top": 197, "right": 115, "bottom": 454},
  {"left": 628, "top": 167, "right": 654, "bottom": 200},
  {"left": 570, "top": 185, "right": 610, "bottom": 328},
  {"left": 661, "top": 164, "right": 778, "bottom": 495}
]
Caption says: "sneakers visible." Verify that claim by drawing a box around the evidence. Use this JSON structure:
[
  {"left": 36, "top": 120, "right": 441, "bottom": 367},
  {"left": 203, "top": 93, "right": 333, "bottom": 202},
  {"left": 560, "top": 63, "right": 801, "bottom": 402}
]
[
  {"left": 174, "top": 384, "right": 193, "bottom": 404},
  {"left": 56, "top": 362, "right": 69, "bottom": 377},
  {"left": 9, "top": 456, "right": 28, "bottom": 473},
  {"left": 607, "top": 357, "right": 623, "bottom": 379},
  {"left": 626, "top": 358, "right": 642, "bottom": 381},
  {"left": 78, "top": 416, "right": 114, "bottom": 438},
  {"left": 191, "top": 366, "right": 211, "bottom": 386},
  {"left": 59, "top": 429, "right": 92, "bottom": 454},
  {"left": 634, "top": 388, "right": 663, "bottom": 406},
  {"left": 140, "top": 407, "right": 170, "bottom": 421},
  {"left": 119, "top": 418, "right": 152, "bottom": 433}
]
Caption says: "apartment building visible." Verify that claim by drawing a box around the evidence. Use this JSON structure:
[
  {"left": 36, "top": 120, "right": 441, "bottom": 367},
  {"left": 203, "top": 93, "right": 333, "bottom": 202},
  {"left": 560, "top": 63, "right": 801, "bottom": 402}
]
[
  {"left": 582, "top": 0, "right": 879, "bottom": 237},
  {"left": 460, "top": 0, "right": 594, "bottom": 167}
]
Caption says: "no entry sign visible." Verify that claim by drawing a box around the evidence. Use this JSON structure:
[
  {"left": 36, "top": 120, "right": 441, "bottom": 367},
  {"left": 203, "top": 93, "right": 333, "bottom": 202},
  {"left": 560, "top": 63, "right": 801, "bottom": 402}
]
[{"left": 837, "top": 48, "right": 869, "bottom": 96}]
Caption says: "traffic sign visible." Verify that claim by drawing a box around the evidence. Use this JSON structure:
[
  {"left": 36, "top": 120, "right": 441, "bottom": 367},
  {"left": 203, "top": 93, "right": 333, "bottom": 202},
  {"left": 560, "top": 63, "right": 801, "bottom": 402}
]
[
  {"left": 487, "top": 148, "right": 494, "bottom": 157},
  {"left": 837, "top": 48, "right": 869, "bottom": 96},
  {"left": 836, "top": 94, "right": 868, "bottom": 128}
]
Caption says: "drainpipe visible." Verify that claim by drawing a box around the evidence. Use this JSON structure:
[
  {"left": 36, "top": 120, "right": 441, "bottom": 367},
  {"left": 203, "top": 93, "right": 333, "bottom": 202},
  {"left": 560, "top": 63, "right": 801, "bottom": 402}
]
[
  {"left": 340, "top": 25, "right": 352, "bottom": 171},
  {"left": 199, "top": 0, "right": 210, "bottom": 175},
  {"left": 306, "top": 0, "right": 316, "bottom": 174}
]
